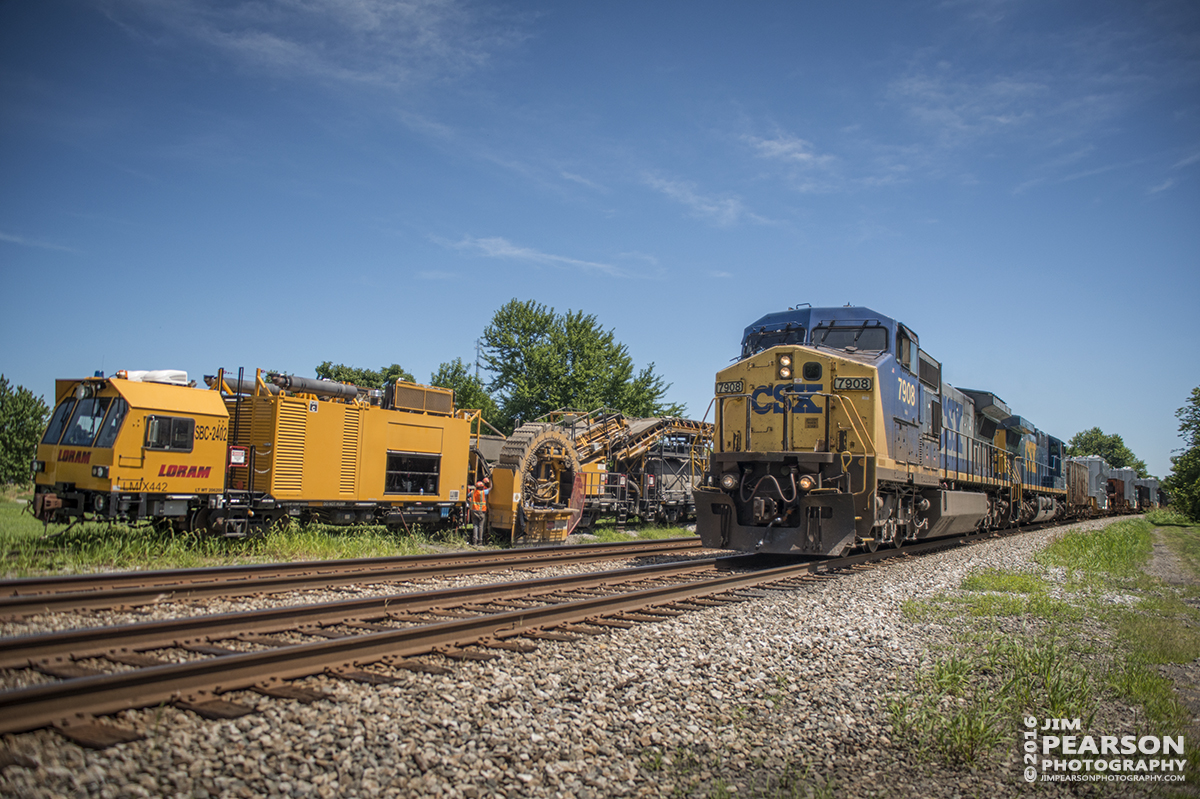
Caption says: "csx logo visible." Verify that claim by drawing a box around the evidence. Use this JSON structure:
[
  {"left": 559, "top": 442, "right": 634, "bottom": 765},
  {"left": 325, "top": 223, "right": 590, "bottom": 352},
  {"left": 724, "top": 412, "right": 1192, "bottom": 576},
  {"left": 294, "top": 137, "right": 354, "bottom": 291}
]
[
  {"left": 898, "top": 377, "right": 917, "bottom": 408},
  {"left": 751, "top": 384, "right": 822, "bottom": 414}
]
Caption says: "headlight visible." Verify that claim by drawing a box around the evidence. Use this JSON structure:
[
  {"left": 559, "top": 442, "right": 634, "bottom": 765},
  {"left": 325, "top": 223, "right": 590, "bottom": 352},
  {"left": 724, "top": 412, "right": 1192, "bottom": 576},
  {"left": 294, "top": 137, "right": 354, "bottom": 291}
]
[
  {"left": 94, "top": 494, "right": 106, "bottom": 512},
  {"left": 92, "top": 465, "right": 109, "bottom": 478},
  {"left": 798, "top": 475, "right": 816, "bottom": 491},
  {"left": 778, "top": 354, "right": 793, "bottom": 380},
  {"left": 32, "top": 460, "right": 45, "bottom": 473},
  {"left": 720, "top": 473, "right": 739, "bottom": 491}
]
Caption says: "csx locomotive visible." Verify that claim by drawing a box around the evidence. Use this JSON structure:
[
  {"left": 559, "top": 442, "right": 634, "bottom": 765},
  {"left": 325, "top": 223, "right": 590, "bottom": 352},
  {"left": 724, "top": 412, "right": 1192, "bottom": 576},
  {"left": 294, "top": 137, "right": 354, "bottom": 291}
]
[{"left": 695, "top": 304, "right": 1086, "bottom": 556}]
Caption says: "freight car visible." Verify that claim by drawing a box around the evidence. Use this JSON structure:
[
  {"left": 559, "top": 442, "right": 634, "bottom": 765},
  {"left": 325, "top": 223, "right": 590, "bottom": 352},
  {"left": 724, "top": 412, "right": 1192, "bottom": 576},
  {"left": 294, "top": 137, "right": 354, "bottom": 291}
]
[{"left": 694, "top": 304, "right": 1123, "bottom": 556}]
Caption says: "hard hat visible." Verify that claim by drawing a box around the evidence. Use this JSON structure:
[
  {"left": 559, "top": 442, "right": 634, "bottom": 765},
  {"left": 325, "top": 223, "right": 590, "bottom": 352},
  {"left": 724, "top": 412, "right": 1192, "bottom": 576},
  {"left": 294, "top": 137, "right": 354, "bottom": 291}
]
[
  {"left": 476, "top": 481, "right": 484, "bottom": 489},
  {"left": 483, "top": 477, "right": 491, "bottom": 486}
]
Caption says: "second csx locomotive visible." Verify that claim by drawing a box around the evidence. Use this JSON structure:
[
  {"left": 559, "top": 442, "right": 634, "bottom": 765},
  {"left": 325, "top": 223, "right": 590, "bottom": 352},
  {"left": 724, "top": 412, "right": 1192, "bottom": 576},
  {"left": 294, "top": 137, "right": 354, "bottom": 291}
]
[{"left": 695, "top": 304, "right": 1082, "bottom": 556}]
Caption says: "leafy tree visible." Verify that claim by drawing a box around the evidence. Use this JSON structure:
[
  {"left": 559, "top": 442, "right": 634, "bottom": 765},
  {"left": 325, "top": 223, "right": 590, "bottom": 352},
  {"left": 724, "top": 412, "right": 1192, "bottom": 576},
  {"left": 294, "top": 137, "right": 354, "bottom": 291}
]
[
  {"left": 1176, "top": 386, "right": 1200, "bottom": 450},
  {"left": 481, "top": 299, "right": 684, "bottom": 432},
  {"left": 1065, "top": 427, "right": 1148, "bottom": 477},
  {"left": 1164, "top": 387, "right": 1200, "bottom": 521},
  {"left": 0, "top": 375, "right": 50, "bottom": 485},
  {"left": 430, "top": 358, "right": 501, "bottom": 423},
  {"left": 314, "top": 362, "right": 414, "bottom": 389}
]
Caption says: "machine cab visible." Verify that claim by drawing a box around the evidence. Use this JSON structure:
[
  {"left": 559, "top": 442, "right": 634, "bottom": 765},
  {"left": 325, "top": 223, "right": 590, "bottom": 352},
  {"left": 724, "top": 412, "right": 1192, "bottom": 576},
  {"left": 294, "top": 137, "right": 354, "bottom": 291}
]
[{"left": 33, "top": 371, "right": 228, "bottom": 524}]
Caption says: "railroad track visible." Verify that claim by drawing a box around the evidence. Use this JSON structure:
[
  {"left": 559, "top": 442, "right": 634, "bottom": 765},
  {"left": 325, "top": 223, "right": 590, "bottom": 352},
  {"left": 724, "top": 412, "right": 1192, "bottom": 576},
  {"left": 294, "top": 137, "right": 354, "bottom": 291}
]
[
  {"left": 0, "top": 537, "right": 704, "bottom": 619},
  {"left": 0, "top": 527, "right": 1022, "bottom": 747}
]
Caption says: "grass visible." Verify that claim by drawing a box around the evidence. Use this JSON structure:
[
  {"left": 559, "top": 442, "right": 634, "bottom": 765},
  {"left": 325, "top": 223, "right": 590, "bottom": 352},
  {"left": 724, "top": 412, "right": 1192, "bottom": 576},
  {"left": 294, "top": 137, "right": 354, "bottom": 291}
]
[
  {"left": 0, "top": 484, "right": 694, "bottom": 577},
  {"left": 890, "top": 515, "right": 1200, "bottom": 781},
  {"left": 1036, "top": 516, "right": 1153, "bottom": 579},
  {"left": 583, "top": 519, "right": 694, "bottom": 543}
]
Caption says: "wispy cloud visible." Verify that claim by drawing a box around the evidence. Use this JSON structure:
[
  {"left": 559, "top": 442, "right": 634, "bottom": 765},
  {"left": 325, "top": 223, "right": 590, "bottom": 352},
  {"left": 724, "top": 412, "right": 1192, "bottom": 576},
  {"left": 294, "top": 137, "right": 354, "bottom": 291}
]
[
  {"left": 449, "top": 236, "right": 632, "bottom": 277},
  {"left": 1147, "top": 178, "right": 1175, "bottom": 194},
  {"left": 743, "top": 133, "right": 834, "bottom": 167},
  {"left": 559, "top": 171, "right": 604, "bottom": 191},
  {"left": 887, "top": 67, "right": 1048, "bottom": 147},
  {"left": 100, "top": 0, "right": 523, "bottom": 89},
  {"left": 643, "top": 175, "right": 767, "bottom": 227},
  {"left": 1174, "top": 152, "right": 1200, "bottom": 170},
  {"left": 0, "top": 232, "right": 80, "bottom": 254}
]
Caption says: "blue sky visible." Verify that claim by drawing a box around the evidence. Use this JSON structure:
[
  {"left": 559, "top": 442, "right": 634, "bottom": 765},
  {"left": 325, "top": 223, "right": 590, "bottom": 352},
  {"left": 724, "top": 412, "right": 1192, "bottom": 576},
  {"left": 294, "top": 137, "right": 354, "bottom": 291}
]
[{"left": 2, "top": 0, "right": 1197, "bottom": 479}]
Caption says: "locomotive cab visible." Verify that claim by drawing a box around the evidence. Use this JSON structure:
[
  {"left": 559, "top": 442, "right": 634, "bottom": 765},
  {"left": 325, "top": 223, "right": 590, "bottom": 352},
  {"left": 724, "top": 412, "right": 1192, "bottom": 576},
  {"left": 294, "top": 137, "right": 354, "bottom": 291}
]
[
  {"left": 697, "top": 306, "right": 906, "bottom": 555},
  {"left": 33, "top": 371, "right": 229, "bottom": 526}
]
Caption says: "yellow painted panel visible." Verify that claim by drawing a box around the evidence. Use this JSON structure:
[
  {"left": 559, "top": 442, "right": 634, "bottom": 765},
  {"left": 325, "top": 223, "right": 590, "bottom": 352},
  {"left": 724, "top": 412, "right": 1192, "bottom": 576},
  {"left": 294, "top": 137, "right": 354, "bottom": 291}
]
[{"left": 389, "top": 423, "right": 443, "bottom": 454}]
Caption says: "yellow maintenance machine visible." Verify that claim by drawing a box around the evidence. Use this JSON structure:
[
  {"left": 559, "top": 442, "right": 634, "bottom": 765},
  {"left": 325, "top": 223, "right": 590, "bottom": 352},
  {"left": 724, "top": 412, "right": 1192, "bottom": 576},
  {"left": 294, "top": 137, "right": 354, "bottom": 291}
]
[
  {"left": 487, "top": 409, "right": 713, "bottom": 543},
  {"left": 216, "top": 370, "right": 480, "bottom": 531}
]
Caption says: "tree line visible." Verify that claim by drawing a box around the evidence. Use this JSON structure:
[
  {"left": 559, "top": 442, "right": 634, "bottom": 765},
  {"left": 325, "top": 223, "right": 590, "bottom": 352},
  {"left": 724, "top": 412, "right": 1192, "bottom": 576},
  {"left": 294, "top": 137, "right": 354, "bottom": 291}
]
[{"left": 315, "top": 298, "right": 684, "bottom": 434}]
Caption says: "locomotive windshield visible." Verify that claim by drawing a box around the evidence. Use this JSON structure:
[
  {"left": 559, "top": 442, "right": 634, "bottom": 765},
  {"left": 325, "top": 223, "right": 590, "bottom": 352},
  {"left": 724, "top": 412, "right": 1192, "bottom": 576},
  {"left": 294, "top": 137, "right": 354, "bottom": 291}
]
[
  {"left": 742, "top": 326, "right": 805, "bottom": 357},
  {"left": 42, "top": 399, "right": 76, "bottom": 445},
  {"left": 61, "top": 397, "right": 113, "bottom": 447},
  {"left": 811, "top": 325, "right": 887, "bottom": 352}
]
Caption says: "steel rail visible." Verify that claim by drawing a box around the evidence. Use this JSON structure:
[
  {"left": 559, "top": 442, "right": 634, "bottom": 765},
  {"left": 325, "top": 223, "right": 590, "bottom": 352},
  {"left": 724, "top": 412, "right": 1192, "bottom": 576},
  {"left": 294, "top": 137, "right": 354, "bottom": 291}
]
[
  {"left": 0, "top": 529, "right": 1005, "bottom": 737},
  {"left": 0, "top": 556, "right": 745, "bottom": 669},
  {"left": 0, "top": 537, "right": 704, "bottom": 619}
]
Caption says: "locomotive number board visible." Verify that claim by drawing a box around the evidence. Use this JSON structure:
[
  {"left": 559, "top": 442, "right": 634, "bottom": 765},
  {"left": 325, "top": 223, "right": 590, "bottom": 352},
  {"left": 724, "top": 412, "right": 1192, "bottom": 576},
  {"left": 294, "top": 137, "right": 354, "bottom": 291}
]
[
  {"left": 833, "top": 376, "right": 873, "bottom": 391},
  {"left": 715, "top": 380, "right": 745, "bottom": 395}
]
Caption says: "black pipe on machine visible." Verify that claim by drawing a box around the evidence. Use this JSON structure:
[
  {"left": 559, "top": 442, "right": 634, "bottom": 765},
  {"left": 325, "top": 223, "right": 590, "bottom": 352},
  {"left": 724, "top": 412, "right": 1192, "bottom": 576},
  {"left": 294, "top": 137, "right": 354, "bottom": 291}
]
[{"left": 269, "top": 373, "right": 359, "bottom": 400}]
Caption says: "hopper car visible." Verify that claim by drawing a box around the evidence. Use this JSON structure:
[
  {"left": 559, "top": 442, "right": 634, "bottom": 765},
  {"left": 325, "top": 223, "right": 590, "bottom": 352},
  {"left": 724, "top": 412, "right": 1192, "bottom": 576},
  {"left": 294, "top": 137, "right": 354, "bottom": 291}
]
[{"left": 694, "top": 305, "right": 1148, "bottom": 556}]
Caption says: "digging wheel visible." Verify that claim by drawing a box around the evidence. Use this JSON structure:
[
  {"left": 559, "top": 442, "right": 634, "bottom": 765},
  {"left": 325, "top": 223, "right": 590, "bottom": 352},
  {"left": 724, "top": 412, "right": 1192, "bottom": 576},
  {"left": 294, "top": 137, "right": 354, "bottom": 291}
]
[{"left": 498, "top": 423, "right": 582, "bottom": 536}]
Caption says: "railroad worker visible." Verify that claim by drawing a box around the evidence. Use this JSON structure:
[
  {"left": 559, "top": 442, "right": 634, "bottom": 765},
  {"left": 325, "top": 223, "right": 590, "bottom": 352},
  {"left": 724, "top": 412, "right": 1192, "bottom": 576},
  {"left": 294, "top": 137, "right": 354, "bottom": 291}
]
[{"left": 471, "top": 478, "right": 490, "bottom": 545}]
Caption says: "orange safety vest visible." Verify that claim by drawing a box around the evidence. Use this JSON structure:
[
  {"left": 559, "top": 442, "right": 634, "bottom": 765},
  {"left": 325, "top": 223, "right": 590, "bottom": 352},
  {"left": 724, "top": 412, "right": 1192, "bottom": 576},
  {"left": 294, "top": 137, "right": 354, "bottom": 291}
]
[{"left": 471, "top": 488, "right": 487, "bottom": 513}]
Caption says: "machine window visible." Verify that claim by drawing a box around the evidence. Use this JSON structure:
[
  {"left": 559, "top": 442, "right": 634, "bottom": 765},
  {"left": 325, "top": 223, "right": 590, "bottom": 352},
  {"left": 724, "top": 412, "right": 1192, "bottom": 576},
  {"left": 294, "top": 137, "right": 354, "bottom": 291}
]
[
  {"left": 384, "top": 452, "right": 441, "bottom": 495},
  {"left": 61, "top": 397, "right": 113, "bottom": 447},
  {"left": 743, "top": 327, "right": 805, "bottom": 357},
  {"left": 144, "top": 416, "right": 195, "bottom": 452},
  {"left": 42, "top": 399, "right": 76, "bottom": 445},
  {"left": 94, "top": 398, "right": 129, "bottom": 449},
  {"left": 811, "top": 325, "right": 887, "bottom": 352}
]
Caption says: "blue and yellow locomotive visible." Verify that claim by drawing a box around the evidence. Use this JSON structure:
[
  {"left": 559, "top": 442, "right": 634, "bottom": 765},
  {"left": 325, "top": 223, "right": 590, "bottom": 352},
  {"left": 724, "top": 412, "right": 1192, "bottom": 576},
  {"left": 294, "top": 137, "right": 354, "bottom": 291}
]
[{"left": 694, "top": 305, "right": 1068, "bottom": 555}]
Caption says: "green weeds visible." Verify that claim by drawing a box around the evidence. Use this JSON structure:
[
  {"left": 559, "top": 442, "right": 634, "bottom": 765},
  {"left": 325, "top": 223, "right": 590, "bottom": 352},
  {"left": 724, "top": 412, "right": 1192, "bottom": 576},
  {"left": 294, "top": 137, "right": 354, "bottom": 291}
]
[
  {"left": 0, "top": 490, "right": 694, "bottom": 577},
  {"left": 1036, "top": 517, "right": 1152, "bottom": 579},
  {"left": 890, "top": 515, "right": 1200, "bottom": 781}
]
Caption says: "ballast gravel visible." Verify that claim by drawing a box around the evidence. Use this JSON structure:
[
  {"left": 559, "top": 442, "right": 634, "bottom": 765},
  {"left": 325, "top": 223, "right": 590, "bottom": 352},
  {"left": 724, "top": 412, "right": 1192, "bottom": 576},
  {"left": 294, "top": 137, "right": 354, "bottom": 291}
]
[{"left": 0, "top": 520, "right": 1163, "bottom": 798}]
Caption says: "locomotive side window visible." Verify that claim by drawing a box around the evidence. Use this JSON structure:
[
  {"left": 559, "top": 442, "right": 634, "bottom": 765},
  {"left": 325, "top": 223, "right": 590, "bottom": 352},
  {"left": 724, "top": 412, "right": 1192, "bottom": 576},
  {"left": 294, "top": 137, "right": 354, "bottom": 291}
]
[
  {"left": 94, "top": 398, "right": 129, "bottom": 449},
  {"left": 42, "top": 399, "right": 77, "bottom": 445},
  {"left": 144, "top": 416, "right": 195, "bottom": 452},
  {"left": 384, "top": 452, "right": 441, "bottom": 495},
  {"left": 61, "top": 397, "right": 113, "bottom": 447},
  {"left": 896, "top": 328, "right": 916, "bottom": 373},
  {"left": 811, "top": 325, "right": 887, "bottom": 352}
]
